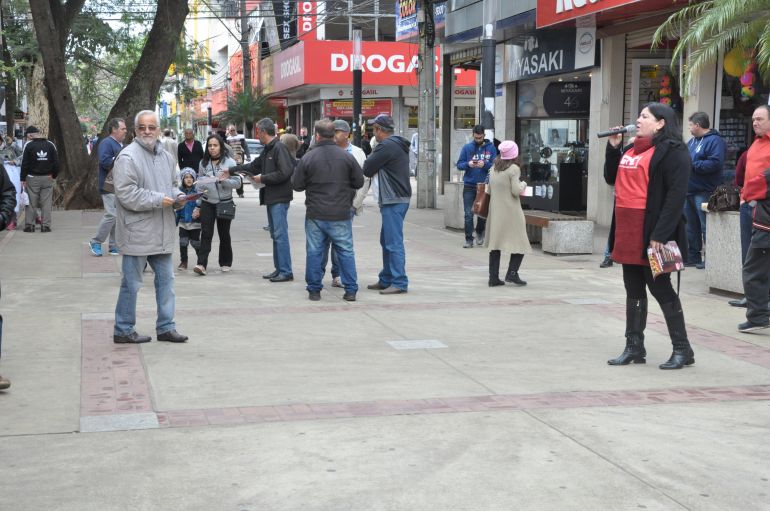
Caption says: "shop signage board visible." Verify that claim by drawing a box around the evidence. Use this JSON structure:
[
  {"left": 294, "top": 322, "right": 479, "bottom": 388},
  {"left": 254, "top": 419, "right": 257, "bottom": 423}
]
[
  {"left": 320, "top": 86, "right": 401, "bottom": 100},
  {"left": 506, "top": 28, "right": 595, "bottom": 82},
  {"left": 273, "top": 1, "right": 297, "bottom": 49},
  {"left": 543, "top": 81, "right": 590, "bottom": 117},
  {"left": 396, "top": 0, "right": 446, "bottom": 42},
  {"left": 536, "top": 0, "right": 640, "bottom": 28},
  {"left": 323, "top": 99, "right": 393, "bottom": 118},
  {"left": 297, "top": 1, "right": 317, "bottom": 40}
]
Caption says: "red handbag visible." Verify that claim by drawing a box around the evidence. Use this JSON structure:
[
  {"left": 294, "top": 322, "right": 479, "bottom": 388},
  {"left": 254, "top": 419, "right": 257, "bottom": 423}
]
[{"left": 472, "top": 182, "right": 489, "bottom": 218}]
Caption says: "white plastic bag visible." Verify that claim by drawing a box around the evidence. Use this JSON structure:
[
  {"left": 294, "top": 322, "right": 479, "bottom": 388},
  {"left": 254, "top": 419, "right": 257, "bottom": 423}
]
[{"left": 19, "top": 190, "right": 29, "bottom": 207}]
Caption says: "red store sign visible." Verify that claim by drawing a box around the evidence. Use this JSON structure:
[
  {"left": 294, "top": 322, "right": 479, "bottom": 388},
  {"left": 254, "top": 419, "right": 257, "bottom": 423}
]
[
  {"left": 537, "top": 0, "right": 640, "bottom": 28},
  {"left": 323, "top": 99, "right": 393, "bottom": 118}
]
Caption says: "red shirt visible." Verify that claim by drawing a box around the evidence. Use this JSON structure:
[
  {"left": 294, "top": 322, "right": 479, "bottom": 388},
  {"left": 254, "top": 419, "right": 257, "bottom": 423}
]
[
  {"left": 742, "top": 134, "right": 770, "bottom": 200},
  {"left": 615, "top": 145, "right": 655, "bottom": 209}
]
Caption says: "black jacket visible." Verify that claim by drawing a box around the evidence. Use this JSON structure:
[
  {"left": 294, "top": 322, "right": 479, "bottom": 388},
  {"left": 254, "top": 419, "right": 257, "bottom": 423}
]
[
  {"left": 292, "top": 140, "right": 364, "bottom": 220},
  {"left": 604, "top": 139, "right": 691, "bottom": 259},
  {"left": 178, "top": 140, "right": 204, "bottom": 171},
  {"left": 0, "top": 164, "right": 17, "bottom": 230},
  {"left": 230, "top": 137, "right": 295, "bottom": 205},
  {"left": 21, "top": 138, "right": 59, "bottom": 180},
  {"left": 362, "top": 135, "right": 411, "bottom": 205}
]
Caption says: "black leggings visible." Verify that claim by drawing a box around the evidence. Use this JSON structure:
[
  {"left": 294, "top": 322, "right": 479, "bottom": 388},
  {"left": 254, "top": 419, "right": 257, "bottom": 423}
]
[
  {"left": 197, "top": 201, "right": 233, "bottom": 268},
  {"left": 622, "top": 264, "right": 678, "bottom": 304}
]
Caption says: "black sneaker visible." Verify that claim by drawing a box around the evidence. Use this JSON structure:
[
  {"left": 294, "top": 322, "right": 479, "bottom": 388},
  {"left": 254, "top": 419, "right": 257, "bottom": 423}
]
[
  {"left": 308, "top": 290, "right": 321, "bottom": 301},
  {"left": 599, "top": 256, "right": 613, "bottom": 268},
  {"left": 738, "top": 320, "right": 770, "bottom": 333},
  {"left": 343, "top": 292, "right": 356, "bottom": 301}
]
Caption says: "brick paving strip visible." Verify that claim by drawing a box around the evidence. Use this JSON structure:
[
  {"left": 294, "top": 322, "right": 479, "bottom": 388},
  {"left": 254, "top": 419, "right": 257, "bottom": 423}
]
[{"left": 80, "top": 298, "right": 770, "bottom": 432}]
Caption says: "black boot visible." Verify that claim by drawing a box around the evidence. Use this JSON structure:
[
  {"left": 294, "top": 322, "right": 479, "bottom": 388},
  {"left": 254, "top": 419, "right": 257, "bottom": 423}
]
[
  {"left": 488, "top": 250, "right": 505, "bottom": 286},
  {"left": 658, "top": 299, "right": 695, "bottom": 370},
  {"left": 505, "top": 254, "right": 526, "bottom": 285},
  {"left": 608, "top": 298, "right": 647, "bottom": 365}
]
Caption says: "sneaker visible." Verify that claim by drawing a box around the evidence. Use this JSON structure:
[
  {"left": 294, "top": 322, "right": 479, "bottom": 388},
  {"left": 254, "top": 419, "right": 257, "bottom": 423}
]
[
  {"left": 343, "top": 292, "right": 356, "bottom": 301},
  {"left": 476, "top": 234, "right": 484, "bottom": 246},
  {"left": 463, "top": 240, "right": 474, "bottom": 248},
  {"left": 6, "top": 220, "right": 16, "bottom": 231},
  {"left": 599, "top": 256, "right": 613, "bottom": 268},
  {"left": 193, "top": 265, "right": 206, "bottom": 276},
  {"left": 221, "top": 266, "right": 231, "bottom": 272},
  {"left": 178, "top": 262, "right": 188, "bottom": 270},
  {"left": 308, "top": 290, "right": 321, "bottom": 301},
  {"left": 695, "top": 262, "right": 706, "bottom": 270},
  {"left": 738, "top": 320, "right": 770, "bottom": 333},
  {"left": 40, "top": 226, "right": 51, "bottom": 233},
  {"left": 109, "top": 247, "right": 119, "bottom": 256},
  {"left": 0, "top": 374, "right": 10, "bottom": 390},
  {"left": 89, "top": 241, "right": 103, "bottom": 257},
  {"left": 23, "top": 225, "right": 34, "bottom": 233},
  {"left": 332, "top": 276, "right": 342, "bottom": 288}
]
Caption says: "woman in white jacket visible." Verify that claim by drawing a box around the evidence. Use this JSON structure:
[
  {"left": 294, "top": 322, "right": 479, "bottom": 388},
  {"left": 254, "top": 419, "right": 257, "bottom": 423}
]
[{"left": 484, "top": 140, "right": 532, "bottom": 286}]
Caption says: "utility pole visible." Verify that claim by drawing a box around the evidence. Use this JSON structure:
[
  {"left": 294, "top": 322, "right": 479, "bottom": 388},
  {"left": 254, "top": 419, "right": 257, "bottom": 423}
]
[
  {"left": 481, "top": 0, "right": 496, "bottom": 142},
  {"left": 352, "top": 29, "right": 362, "bottom": 147},
  {"left": 240, "top": 0, "right": 251, "bottom": 93},
  {"left": 416, "top": 0, "right": 436, "bottom": 209}
]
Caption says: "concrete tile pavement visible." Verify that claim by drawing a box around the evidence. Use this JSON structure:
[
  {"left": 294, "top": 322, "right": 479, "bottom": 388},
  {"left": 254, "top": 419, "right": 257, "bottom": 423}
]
[{"left": 0, "top": 186, "right": 768, "bottom": 509}]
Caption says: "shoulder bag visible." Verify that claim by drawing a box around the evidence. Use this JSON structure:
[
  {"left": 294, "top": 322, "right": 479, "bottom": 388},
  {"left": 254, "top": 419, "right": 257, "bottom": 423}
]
[
  {"left": 472, "top": 182, "right": 489, "bottom": 219},
  {"left": 707, "top": 184, "right": 741, "bottom": 212}
]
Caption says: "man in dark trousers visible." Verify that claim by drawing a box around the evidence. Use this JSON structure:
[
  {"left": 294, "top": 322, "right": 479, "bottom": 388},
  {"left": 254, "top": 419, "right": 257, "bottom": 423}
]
[
  {"left": 177, "top": 128, "right": 204, "bottom": 172},
  {"left": 292, "top": 119, "right": 364, "bottom": 301},
  {"left": 363, "top": 114, "right": 412, "bottom": 295},
  {"left": 20, "top": 126, "right": 59, "bottom": 232},
  {"left": 0, "top": 163, "right": 16, "bottom": 389},
  {"left": 228, "top": 117, "right": 296, "bottom": 282}
]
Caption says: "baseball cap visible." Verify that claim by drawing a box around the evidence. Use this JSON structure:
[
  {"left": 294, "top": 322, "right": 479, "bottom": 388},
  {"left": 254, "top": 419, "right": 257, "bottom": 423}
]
[
  {"left": 332, "top": 120, "right": 351, "bottom": 133},
  {"left": 367, "top": 114, "right": 394, "bottom": 130},
  {"left": 25, "top": 126, "right": 40, "bottom": 136}
]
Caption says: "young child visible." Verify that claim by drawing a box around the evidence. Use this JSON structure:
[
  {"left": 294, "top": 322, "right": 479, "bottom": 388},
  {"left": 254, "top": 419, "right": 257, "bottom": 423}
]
[{"left": 175, "top": 168, "right": 201, "bottom": 270}]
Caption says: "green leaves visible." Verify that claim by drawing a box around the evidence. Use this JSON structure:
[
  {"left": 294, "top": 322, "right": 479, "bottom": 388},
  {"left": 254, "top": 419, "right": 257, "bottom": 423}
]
[{"left": 218, "top": 90, "right": 277, "bottom": 131}]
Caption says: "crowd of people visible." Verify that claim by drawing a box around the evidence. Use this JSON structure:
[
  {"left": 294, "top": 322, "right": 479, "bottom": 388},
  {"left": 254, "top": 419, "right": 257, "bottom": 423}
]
[{"left": 5, "top": 100, "right": 770, "bottom": 388}]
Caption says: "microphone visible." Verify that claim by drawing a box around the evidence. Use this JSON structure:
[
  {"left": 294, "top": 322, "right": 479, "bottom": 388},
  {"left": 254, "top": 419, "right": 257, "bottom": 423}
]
[{"left": 596, "top": 125, "right": 636, "bottom": 138}]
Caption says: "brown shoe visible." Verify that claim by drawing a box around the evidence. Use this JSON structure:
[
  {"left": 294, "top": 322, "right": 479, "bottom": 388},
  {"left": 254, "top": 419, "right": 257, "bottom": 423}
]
[
  {"left": 0, "top": 374, "right": 10, "bottom": 390},
  {"left": 367, "top": 282, "right": 387, "bottom": 290},
  {"left": 157, "top": 330, "right": 188, "bottom": 343},
  {"left": 113, "top": 331, "right": 152, "bottom": 344},
  {"left": 178, "top": 262, "right": 188, "bottom": 270},
  {"left": 379, "top": 286, "right": 407, "bottom": 295}
]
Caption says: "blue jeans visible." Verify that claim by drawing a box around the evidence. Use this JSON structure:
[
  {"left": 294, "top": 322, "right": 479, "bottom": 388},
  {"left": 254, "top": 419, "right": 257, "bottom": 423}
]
[
  {"left": 378, "top": 202, "right": 409, "bottom": 290},
  {"left": 322, "top": 209, "right": 356, "bottom": 278},
  {"left": 114, "top": 254, "right": 176, "bottom": 336},
  {"left": 305, "top": 217, "right": 358, "bottom": 293},
  {"left": 267, "top": 202, "right": 292, "bottom": 276},
  {"left": 683, "top": 192, "right": 709, "bottom": 263},
  {"left": 740, "top": 202, "right": 755, "bottom": 265},
  {"left": 463, "top": 184, "right": 486, "bottom": 242},
  {"left": 91, "top": 193, "right": 117, "bottom": 250}
]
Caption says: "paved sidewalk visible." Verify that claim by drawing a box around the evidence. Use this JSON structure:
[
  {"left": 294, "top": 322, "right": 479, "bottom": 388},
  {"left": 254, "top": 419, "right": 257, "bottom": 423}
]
[{"left": 0, "top": 187, "right": 769, "bottom": 510}]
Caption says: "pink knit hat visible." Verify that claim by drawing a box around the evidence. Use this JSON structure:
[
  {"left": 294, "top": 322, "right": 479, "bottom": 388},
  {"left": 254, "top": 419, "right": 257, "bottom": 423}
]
[{"left": 498, "top": 140, "right": 519, "bottom": 160}]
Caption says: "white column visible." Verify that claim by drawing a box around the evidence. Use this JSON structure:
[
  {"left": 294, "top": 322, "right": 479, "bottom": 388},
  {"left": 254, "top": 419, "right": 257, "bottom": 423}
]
[{"left": 682, "top": 59, "right": 719, "bottom": 138}]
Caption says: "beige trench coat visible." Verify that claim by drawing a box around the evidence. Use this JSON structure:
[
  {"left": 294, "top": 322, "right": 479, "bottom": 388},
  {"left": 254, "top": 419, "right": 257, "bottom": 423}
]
[{"left": 483, "top": 163, "right": 532, "bottom": 255}]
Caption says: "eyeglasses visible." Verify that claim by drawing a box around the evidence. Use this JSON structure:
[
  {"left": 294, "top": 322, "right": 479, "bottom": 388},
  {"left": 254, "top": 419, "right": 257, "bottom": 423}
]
[{"left": 137, "top": 125, "right": 158, "bottom": 132}]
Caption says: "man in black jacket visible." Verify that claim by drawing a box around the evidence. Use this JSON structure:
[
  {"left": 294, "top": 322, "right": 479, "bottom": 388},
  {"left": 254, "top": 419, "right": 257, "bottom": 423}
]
[
  {"left": 20, "top": 126, "right": 59, "bottom": 232},
  {"left": 0, "top": 164, "right": 17, "bottom": 389},
  {"left": 228, "top": 117, "right": 296, "bottom": 281},
  {"left": 363, "top": 114, "right": 412, "bottom": 294},
  {"left": 292, "top": 119, "right": 364, "bottom": 301},
  {"left": 177, "top": 128, "right": 204, "bottom": 172}
]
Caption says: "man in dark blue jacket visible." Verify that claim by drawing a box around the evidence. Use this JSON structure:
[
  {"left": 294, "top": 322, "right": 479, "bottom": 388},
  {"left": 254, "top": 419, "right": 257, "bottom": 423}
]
[
  {"left": 89, "top": 118, "right": 126, "bottom": 256},
  {"left": 363, "top": 114, "right": 412, "bottom": 294},
  {"left": 457, "top": 124, "right": 496, "bottom": 248},
  {"left": 684, "top": 112, "right": 726, "bottom": 268}
]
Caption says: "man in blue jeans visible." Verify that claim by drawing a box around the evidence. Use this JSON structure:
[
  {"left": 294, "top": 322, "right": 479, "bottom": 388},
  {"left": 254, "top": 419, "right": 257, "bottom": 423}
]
[
  {"left": 457, "top": 124, "right": 496, "bottom": 248},
  {"left": 684, "top": 112, "right": 726, "bottom": 268},
  {"left": 293, "top": 119, "right": 364, "bottom": 301},
  {"left": 112, "top": 110, "right": 188, "bottom": 344},
  {"left": 363, "top": 114, "right": 412, "bottom": 294},
  {"left": 229, "top": 117, "right": 296, "bottom": 282}
]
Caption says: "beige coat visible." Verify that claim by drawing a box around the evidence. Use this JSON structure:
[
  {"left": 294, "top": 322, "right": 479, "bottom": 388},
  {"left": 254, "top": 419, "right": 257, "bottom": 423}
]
[{"left": 483, "top": 163, "right": 532, "bottom": 255}]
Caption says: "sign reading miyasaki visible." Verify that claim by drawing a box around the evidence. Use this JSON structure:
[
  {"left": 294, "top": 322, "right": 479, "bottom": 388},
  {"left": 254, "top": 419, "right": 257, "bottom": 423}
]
[
  {"left": 537, "top": 0, "right": 640, "bottom": 28},
  {"left": 271, "top": 40, "right": 440, "bottom": 92}
]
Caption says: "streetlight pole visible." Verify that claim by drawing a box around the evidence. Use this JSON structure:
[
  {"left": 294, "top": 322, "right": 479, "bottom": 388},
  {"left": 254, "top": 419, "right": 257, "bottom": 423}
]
[
  {"left": 481, "top": 0, "right": 496, "bottom": 142},
  {"left": 417, "top": 0, "right": 436, "bottom": 209},
  {"left": 240, "top": 0, "right": 252, "bottom": 92},
  {"left": 352, "top": 29, "right": 362, "bottom": 147}
]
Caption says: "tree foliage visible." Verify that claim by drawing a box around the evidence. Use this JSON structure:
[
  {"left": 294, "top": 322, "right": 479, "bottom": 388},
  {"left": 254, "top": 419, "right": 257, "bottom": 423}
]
[
  {"left": 218, "top": 90, "right": 276, "bottom": 136},
  {"left": 653, "top": 0, "right": 770, "bottom": 89}
]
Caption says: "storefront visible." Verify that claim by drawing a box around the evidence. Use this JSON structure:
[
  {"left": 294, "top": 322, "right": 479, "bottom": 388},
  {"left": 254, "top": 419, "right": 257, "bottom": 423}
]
[{"left": 505, "top": 26, "right": 598, "bottom": 213}]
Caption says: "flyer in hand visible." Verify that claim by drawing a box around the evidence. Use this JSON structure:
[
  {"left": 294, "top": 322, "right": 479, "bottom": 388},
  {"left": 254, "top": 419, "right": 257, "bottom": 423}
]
[{"left": 647, "top": 241, "right": 685, "bottom": 278}]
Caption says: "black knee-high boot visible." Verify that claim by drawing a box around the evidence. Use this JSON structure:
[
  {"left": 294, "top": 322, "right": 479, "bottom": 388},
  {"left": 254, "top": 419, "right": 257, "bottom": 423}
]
[
  {"left": 489, "top": 250, "right": 504, "bottom": 286},
  {"left": 659, "top": 299, "right": 695, "bottom": 370},
  {"left": 608, "top": 298, "right": 647, "bottom": 365},
  {"left": 505, "top": 254, "right": 526, "bottom": 286}
]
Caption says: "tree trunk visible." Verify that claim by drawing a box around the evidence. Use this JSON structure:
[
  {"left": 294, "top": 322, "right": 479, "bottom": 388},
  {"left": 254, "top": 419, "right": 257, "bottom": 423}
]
[
  {"left": 0, "top": 1, "right": 16, "bottom": 135},
  {"left": 26, "top": 61, "right": 49, "bottom": 134},
  {"left": 28, "top": 0, "right": 90, "bottom": 208}
]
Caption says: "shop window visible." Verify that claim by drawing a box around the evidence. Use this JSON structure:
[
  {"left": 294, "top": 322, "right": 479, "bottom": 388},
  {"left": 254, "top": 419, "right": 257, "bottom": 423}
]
[
  {"left": 454, "top": 106, "right": 476, "bottom": 129},
  {"left": 407, "top": 106, "right": 418, "bottom": 128}
]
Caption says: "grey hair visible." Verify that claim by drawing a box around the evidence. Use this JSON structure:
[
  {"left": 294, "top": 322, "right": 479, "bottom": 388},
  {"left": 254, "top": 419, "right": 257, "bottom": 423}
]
[
  {"left": 314, "top": 119, "right": 335, "bottom": 139},
  {"left": 256, "top": 118, "right": 275, "bottom": 136},
  {"left": 133, "top": 110, "right": 158, "bottom": 128},
  {"left": 106, "top": 117, "right": 125, "bottom": 134}
]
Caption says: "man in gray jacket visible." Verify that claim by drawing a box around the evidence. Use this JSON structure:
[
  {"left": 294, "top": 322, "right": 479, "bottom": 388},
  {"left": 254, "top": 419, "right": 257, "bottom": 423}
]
[{"left": 112, "top": 110, "right": 188, "bottom": 344}]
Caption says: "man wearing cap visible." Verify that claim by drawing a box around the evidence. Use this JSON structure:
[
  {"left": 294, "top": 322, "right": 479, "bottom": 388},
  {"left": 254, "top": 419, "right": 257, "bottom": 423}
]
[
  {"left": 457, "top": 124, "right": 496, "bottom": 248},
  {"left": 363, "top": 114, "right": 412, "bottom": 294},
  {"left": 20, "top": 126, "right": 59, "bottom": 232},
  {"left": 292, "top": 119, "right": 364, "bottom": 301}
]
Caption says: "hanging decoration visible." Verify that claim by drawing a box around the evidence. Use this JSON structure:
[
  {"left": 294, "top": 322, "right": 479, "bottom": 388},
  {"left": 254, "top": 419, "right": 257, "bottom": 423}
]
[
  {"left": 724, "top": 47, "right": 751, "bottom": 77},
  {"left": 740, "top": 59, "right": 757, "bottom": 100},
  {"left": 659, "top": 73, "right": 673, "bottom": 106}
]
